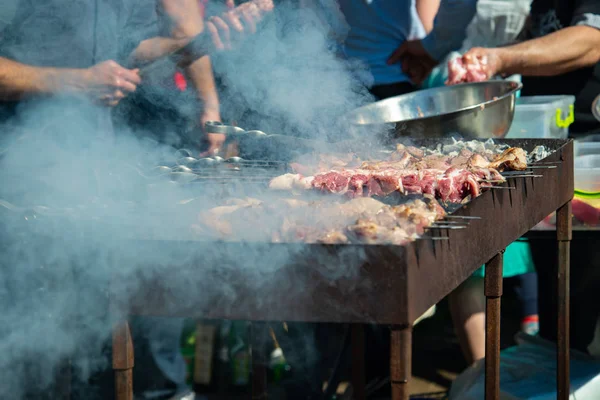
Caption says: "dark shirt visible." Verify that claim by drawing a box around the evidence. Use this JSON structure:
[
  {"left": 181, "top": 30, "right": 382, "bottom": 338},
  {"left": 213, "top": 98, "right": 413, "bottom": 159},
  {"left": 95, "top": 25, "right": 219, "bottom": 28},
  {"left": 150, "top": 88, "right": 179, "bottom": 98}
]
[
  {"left": 520, "top": 0, "right": 600, "bottom": 135},
  {"left": 0, "top": 0, "right": 158, "bottom": 133}
]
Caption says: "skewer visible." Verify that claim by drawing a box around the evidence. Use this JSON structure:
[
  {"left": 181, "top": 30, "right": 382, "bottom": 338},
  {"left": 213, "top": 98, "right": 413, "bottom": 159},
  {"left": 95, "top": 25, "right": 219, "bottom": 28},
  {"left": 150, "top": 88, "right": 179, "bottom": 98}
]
[
  {"left": 417, "top": 237, "right": 449, "bottom": 241},
  {"left": 524, "top": 165, "right": 557, "bottom": 169},
  {"left": 532, "top": 161, "right": 561, "bottom": 164},
  {"left": 505, "top": 175, "right": 542, "bottom": 180},
  {"left": 486, "top": 186, "right": 516, "bottom": 190},
  {"left": 426, "top": 225, "right": 467, "bottom": 230},
  {"left": 501, "top": 170, "right": 534, "bottom": 176},
  {"left": 444, "top": 215, "right": 481, "bottom": 220},
  {"left": 435, "top": 220, "right": 468, "bottom": 225}
]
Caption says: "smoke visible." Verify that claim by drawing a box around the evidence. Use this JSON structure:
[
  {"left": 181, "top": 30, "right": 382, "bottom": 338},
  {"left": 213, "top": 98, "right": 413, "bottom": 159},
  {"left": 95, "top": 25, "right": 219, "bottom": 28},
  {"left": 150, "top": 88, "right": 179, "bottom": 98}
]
[
  {"left": 0, "top": 1, "right": 377, "bottom": 398},
  {"left": 212, "top": 1, "right": 374, "bottom": 139}
]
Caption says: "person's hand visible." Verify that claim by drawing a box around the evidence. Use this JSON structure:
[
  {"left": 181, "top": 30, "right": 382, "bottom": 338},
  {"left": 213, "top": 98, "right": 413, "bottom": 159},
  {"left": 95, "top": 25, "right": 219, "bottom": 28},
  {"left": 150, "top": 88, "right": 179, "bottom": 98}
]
[
  {"left": 159, "top": 0, "right": 205, "bottom": 38},
  {"left": 206, "top": 0, "right": 274, "bottom": 50},
  {"left": 81, "top": 60, "right": 141, "bottom": 107},
  {"left": 461, "top": 47, "right": 503, "bottom": 80},
  {"left": 387, "top": 39, "right": 438, "bottom": 85},
  {"left": 199, "top": 112, "right": 225, "bottom": 157}
]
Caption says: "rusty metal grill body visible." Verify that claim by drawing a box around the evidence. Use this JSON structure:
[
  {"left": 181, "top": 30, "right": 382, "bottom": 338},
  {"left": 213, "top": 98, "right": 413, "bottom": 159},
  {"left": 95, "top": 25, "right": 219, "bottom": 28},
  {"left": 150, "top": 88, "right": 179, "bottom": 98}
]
[
  {"left": 23, "top": 138, "right": 568, "bottom": 400},
  {"left": 128, "top": 139, "right": 574, "bottom": 325}
]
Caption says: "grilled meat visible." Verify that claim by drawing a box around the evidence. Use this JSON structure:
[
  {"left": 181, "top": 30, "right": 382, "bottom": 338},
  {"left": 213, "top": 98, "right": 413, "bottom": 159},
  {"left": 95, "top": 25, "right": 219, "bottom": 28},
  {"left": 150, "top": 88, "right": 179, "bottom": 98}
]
[
  {"left": 196, "top": 197, "right": 447, "bottom": 245},
  {"left": 489, "top": 147, "right": 527, "bottom": 171}
]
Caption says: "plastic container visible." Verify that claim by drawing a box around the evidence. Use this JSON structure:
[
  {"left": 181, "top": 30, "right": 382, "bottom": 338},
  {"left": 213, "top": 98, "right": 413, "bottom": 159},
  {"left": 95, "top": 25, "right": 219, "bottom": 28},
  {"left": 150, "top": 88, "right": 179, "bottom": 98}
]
[
  {"left": 574, "top": 134, "right": 600, "bottom": 157},
  {"left": 574, "top": 155, "right": 600, "bottom": 194},
  {"left": 506, "top": 95, "right": 575, "bottom": 139}
]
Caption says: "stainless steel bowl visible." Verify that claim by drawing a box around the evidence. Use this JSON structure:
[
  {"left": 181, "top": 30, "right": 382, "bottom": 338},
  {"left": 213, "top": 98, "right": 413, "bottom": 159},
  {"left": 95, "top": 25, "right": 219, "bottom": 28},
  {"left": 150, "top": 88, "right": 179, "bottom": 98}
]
[
  {"left": 346, "top": 81, "right": 522, "bottom": 139},
  {"left": 592, "top": 94, "right": 600, "bottom": 122}
]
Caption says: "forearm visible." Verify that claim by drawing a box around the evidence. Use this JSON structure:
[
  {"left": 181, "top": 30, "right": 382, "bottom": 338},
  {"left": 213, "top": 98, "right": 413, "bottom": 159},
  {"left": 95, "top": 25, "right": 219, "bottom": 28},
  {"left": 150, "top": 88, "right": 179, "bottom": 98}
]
[
  {"left": 421, "top": 0, "right": 477, "bottom": 60},
  {"left": 416, "top": 0, "right": 441, "bottom": 34},
  {"left": 0, "top": 57, "right": 85, "bottom": 101},
  {"left": 186, "top": 56, "right": 220, "bottom": 119},
  {"left": 496, "top": 26, "right": 600, "bottom": 77},
  {"left": 128, "top": 36, "right": 192, "bottom": 67}
]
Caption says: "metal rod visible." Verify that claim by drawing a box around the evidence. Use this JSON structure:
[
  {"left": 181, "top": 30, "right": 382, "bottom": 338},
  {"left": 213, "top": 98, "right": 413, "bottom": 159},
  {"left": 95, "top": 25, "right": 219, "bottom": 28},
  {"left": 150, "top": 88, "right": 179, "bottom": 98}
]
[
  {"left": 526, "top": 165, "right": 557, "bottom": 169},
  {"left": 485, "top": 186, "right": 516, "bottom": 190},
  {"left": 503, "top": 175, "right": 544, "bottom": 179},
  {"left": 417, "top": 236, "right": 449, "bottom": 240},
  {"left": 351, "top": 324, "right": 366, "bottom": 400},
  {"left": 434, "top": 220, "right": 469, "bottom": 225},
  {"left": 444, "top": 215, "right": 481, "bottom": 220},
  {"left": 426, "top": 225, "right": 467, "bottom": 229},
  {"left": 501, "top": 170, "right": 534, "bottom": 176},
  {"left": 390, "top": 325, "right": 412, "bottom": 400},
  {"left": 113, "top": 320, "right": 134, "bottom": 400},
  {"left": 484, "top": 251, "right": 504, "bottom": 400},
  {"left": 556, "top": 201, "right": 571, "bottom": 400}
]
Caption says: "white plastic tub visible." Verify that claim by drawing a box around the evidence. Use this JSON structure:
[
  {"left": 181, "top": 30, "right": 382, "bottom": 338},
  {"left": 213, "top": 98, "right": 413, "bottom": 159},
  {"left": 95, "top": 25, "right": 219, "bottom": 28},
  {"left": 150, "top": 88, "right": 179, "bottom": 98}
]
[
  {"left": 575, "top": 134, "right": 600, "bottom": 157},
  {"left": 506, "top": 95, "right": 575, "bottom": 139},
  {"left": 574, "top": 155, "right": 600, "bottom": 193}
]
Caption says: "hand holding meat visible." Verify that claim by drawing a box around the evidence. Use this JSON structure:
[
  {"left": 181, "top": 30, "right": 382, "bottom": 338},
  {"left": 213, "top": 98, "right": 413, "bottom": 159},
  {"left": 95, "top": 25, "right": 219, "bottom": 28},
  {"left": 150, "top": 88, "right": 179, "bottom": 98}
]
[
  {"left": 206, "top": 0, "right": 274, "bottom": 50},
  {"left": 446, "top": 48, "right": 502, "bottom": 85},
  {"left": 80, "top": 60, "right": 141, "bottom": 107}
]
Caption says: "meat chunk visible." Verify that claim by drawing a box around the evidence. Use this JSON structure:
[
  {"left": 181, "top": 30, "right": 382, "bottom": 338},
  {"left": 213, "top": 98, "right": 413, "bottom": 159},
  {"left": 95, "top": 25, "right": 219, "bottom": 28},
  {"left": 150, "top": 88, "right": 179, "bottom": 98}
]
[
  {"left": 488, "top": 147, "right": 527, "bottom": 171},
  {"left": 446, "top": 55, "right": 488, "bottom": 85}
]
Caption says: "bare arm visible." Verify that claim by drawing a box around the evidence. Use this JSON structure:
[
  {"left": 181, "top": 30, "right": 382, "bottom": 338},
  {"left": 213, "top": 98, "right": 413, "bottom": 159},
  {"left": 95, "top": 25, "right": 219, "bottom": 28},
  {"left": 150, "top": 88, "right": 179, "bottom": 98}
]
[
  {"left": 0, "top": 57, "right": 87, "bottom": 101},
  {"left": 495, "top": 26, "right": 600, "bottom": 77},
  {"left": 416, "top": 0, "right": 441, "bottom": 34},
  {"left": 186, "top": 56, "right": 220, "bottom": 121}
]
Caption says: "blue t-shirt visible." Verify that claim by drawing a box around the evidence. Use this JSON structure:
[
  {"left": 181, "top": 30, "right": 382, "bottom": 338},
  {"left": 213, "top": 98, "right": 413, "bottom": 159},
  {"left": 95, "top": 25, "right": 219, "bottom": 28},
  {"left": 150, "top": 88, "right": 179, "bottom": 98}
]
[{"left": 338, "top": 0, "right": 426, "bottom": 86}]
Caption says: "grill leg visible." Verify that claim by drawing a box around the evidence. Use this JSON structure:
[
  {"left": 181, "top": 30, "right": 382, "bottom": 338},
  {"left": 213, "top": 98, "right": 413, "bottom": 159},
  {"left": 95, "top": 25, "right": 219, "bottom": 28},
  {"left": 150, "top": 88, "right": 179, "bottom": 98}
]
[
  {"left": 485, "top": 252, "right": 504, "bottom": 400},
  {"left": 113, "top": 320, "right": 134, "bottom": 400},
  {"left": 55, "top": 358, "right": 71, "bottom": 400},
  {"left": 250, "top": 322, "right": 268, "bottom": 400},
  {"left": 557, "top": 201, "right": 571, "bottom": 400},
  {"left": 390, "top": 325, "right": 412, "bottom": 400},
  {"left": 351, "top": 324, "right": 366, "bottom": 400}
]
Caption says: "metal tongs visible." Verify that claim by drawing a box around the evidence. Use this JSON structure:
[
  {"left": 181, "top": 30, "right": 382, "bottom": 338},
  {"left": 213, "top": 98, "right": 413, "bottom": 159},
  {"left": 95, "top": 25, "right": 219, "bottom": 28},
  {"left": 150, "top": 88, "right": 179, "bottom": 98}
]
[{"left": 203, "top": 121, "right": 368, "bottom": 160}]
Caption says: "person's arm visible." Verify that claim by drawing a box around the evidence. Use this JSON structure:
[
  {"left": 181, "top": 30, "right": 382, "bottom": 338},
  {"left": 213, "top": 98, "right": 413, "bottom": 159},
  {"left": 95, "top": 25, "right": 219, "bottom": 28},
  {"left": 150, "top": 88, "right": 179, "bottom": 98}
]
[
  {"left": 0, "top": 57, "right": 84, "bottom": 100},
  {"left": 186, "top": 56, "right": 225, "bottom": 155},
  {"left": 186, "top": 56, "right": 220, "bottom": 122},
  {"left": 416, "top": 0, "right": 441, "bottom": 34},
  {"left": 420, "top": 0, "right": 477, "bottom": 61},
  {"left": 0, "top": 58, "right": 140, "bottom": 106},
  {"left": 494, "top": 26, "right": 600, "bottom": 77}
]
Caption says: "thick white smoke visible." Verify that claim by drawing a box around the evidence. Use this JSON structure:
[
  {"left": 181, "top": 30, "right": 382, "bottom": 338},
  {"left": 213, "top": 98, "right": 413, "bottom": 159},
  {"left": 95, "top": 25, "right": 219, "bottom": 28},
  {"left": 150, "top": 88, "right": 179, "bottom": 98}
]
[{"left": 0, "top": 1, "right": 376, "bottom": 398}]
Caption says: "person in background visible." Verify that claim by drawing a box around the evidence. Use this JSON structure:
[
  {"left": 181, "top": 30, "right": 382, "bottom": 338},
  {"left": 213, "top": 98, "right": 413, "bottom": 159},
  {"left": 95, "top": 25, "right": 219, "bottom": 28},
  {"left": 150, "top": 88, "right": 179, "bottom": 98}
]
[
  {"left": 334, "top": 0, "right": 472, "bottom": 100},
  {"left": 0, "top": 2, "right": 271, "bottom": 400},
  {"left": 418, "top": 0, "right": 540, "bottom": 365},
  {"left": 394, "top": 0, "right": 600, "bottom": 363}
]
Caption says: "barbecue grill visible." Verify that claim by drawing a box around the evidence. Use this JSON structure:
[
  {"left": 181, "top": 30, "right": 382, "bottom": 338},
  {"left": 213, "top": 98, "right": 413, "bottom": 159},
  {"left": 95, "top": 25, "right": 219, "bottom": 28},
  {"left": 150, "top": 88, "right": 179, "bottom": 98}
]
[
  {"left": 3, "top": 138, "right": 572, "bottom": 400},
  {"left": 105, "top": 138, "right": 574, "bottom": 400}
]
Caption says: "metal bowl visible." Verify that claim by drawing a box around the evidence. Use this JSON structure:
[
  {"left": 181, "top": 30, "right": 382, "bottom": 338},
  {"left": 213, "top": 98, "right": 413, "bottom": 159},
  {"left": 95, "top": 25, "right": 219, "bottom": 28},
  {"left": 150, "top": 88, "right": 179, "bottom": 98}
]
[{"left": 346, "top": 81, "right": 522, "bottom": 139}]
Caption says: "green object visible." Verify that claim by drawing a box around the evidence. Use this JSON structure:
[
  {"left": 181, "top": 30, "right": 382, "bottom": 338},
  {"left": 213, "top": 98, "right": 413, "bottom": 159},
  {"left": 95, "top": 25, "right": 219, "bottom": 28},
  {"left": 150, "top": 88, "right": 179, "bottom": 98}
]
[
  {"left": 269, "top": 347, "right": 291, "bottom": 383},
  {"left": 180, "top": 319, "right": 197, "bottom": 386},
  {"left": 229, "top": 321, "right": 250, "bottom": 386},
  {"left": 472, "top": 240, "right": 535, "bottom": 278},
  {"left": 555, "top": 105, "right": 575, "bottom": 129}
]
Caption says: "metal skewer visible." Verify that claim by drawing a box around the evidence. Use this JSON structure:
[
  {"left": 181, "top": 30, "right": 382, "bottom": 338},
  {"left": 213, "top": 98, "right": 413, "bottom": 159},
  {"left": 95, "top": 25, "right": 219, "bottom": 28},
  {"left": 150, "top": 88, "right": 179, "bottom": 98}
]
[
  {"left": 426, "top": 225, "right": 467, "bottom": 230},
  {"left": 503, "top": 175, "right": 543, "bottom": 179},
  {"left": 486, "top": 186, "right": 516, "bottom": 190},
  {"left": 525, "top": 165, "right": 557, "bottom": 169},
  {"left": 417, "top": 237, "right": 449, "bottom": 241},
  {"left": 444, "top": 215, "right": 481, "bottom": 220}
]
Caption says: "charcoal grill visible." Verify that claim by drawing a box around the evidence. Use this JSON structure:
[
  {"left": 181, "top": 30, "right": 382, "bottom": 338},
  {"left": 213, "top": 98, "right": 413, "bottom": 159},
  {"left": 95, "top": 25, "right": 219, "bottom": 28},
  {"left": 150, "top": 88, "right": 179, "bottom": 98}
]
[
  {"left": 5, "top": 138, "right": 569, "bottom": 400},
  {"left": 101, "top": 138, "right": 574, "bottom": 400}
]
